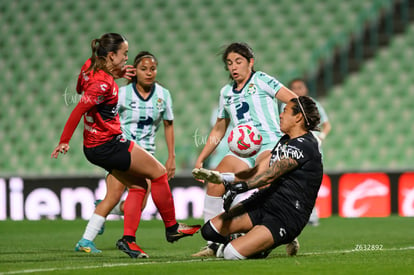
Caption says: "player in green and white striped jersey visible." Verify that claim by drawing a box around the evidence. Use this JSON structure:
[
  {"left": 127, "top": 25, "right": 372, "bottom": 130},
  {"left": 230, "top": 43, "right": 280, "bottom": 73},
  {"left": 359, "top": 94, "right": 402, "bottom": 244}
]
[
  {"left": 193, "top": 42, "right": 298, "bottom": 257},
  {"left": 115, "top": 52, "right": 199, "bottom": 257},
  {"left": 118, "top": 66, "right": 174, "bottom": 157}
]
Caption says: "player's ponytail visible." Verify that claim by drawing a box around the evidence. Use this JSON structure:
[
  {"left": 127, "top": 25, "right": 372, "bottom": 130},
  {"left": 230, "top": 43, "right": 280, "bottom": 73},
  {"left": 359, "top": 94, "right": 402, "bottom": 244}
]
[
  {"left": 87, "top": 33, "right": 127, "bottom": 74},
  {"left": 87, "top": 39, "right": 98, "bottom": 73}
]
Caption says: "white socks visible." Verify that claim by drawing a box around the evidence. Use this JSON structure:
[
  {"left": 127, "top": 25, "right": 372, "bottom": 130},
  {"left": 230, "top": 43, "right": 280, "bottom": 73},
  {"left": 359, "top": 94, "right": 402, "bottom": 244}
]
[
  {"left": 221, "top": 173, "right": 235, "bottom": 183},
  {"left": 203, "top": 194, "right": 224, "bottom": 223},
  {"left": 204, "top": 194, "right": 224, "bottom": 246},
  {"left": 82, "top": 213, "right": 105, "bottom": 241},
  {"left": 224, "top": 243, "right": 246, "bottom": 260}
]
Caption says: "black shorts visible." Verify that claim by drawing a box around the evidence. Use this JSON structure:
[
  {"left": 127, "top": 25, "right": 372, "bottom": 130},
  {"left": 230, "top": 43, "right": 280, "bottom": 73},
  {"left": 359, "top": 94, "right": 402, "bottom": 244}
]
[
  {"left": 242, "top": 190, "right": 307, "bottom": 248},
  {"left": 83, "top": 135, "right": 134, "bottom": 173}
]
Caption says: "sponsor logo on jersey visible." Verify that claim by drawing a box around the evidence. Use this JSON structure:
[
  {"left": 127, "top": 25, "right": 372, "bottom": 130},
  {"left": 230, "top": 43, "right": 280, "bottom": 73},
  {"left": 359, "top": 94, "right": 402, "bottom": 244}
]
[
  {"left": 225, "top": 96, "right": 234, "bottom": 105},
  {"left": 270, "top": 143, "right": 304, "bottom": 165},
  {"left": 267, "top": 79, "right": 280, "bottom": 90},
  {"left": 85, "top": 124, "right": 97, "bottom": 134},
  {"left": 279, "top": 227, "right": 286, "bottom": 237},
  {"left": 100, "top": 84, "right": 108, "bottom": 92}
]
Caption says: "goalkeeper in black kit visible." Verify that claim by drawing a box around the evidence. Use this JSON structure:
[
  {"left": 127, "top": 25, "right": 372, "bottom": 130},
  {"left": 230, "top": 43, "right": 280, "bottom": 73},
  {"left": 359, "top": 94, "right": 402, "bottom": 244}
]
[{"left": 192, "top": 96, "right": 323, "bottom": 260}]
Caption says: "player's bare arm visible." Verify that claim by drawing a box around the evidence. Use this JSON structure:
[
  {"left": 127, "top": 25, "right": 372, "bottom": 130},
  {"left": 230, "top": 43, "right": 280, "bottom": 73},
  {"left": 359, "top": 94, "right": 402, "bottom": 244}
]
[
  {"left": 245, "top": 158, "right": 298, "bottom": 189},
  {"left": 234, "top": 165, "right": 259, "bottom": 180}
]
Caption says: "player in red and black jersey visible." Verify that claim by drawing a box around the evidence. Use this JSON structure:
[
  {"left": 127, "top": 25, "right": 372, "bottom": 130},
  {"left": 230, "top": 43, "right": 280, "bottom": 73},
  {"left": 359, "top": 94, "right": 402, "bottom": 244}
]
[
  {"left": 51, "top": 33, "right": 200, "bottom": 258},
  {"left": 71, "top": 57, "right": 123, "bottom": 148}
]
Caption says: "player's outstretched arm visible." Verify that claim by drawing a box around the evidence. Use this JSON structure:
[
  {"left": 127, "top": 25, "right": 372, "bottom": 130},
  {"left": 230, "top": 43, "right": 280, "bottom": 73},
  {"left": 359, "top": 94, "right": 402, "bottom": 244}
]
[
  {"left": 51, "top": 143, "right": 70, "bottom": 159},
  {"left": 246, "top": 158, "right": 298, "bottom": 189},
  {"left": 235, "top": 165, "right": 259, "bottom": 180}
]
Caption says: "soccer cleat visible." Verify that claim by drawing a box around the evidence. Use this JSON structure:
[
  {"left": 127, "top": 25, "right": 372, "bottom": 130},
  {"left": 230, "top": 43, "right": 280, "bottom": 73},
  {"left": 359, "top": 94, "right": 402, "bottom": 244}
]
[
  {"left": 166, "top": 223, "right": 201, "bottom": 243},
  {"left": 286, "top": 238, "right": 300, "bottom": 256},
  {"left": 94, "top": 200, "right": 105, "bottom": 235},
  {"left": 192, "top": 243, "right": 219, "bottom": 257},
  {"left": 192, "top": 168, "right": 223, "bottom": 184},
  {"left": 116, "top": 238, "right": 149, "bottom": 259},
  {"left": 75, "top": 238, "right": 102, "bottom": 253}
]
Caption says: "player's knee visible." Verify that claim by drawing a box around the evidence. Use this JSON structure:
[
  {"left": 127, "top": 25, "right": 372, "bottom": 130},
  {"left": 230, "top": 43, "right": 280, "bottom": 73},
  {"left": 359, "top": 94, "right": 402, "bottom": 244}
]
[
  {"left": 223, "top": 243, "right": 247, "bottom": 260},
  {"left": 201, "top": 220, "right": 227, "bottom": 244},
  {"left": 206, "top": 182, "right": 225, "bottom": 196}
]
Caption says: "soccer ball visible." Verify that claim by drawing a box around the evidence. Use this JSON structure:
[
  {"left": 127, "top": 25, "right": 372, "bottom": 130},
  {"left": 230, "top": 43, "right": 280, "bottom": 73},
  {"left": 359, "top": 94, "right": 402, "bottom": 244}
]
[{"left": 227, "top": 124, "right": 263, "bottom": 158}]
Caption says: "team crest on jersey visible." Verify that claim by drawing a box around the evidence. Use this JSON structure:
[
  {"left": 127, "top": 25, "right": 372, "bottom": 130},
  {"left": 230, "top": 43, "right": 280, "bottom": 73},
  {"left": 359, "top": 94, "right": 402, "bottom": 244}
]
[
  {"left": 246, "top": 83, "right": 257, "bottom": 95},
  {"left": 96, "top": 95, "right": 105, "bottom": 104},
  {"left": 156, "top": 98, "right": 164, "bottom": 110}
]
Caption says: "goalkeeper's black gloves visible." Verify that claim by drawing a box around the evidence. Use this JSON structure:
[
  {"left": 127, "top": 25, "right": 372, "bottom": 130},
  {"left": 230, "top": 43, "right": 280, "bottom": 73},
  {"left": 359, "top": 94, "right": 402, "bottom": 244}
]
[{"left": 222, "top": 181, "right": 249, "bottom": 212}]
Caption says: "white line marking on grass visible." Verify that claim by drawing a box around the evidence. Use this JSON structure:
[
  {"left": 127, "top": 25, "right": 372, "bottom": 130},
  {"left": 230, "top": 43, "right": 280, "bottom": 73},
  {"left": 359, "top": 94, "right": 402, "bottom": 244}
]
[
  {"left": 0, "top": 259, "right": 221, "bottom": 275},
  {"left": 300, "top": 246, "right": 414, "bottom": 256},
  {"left": 2, "top": 246, "right": 414, "bottom": 275}
]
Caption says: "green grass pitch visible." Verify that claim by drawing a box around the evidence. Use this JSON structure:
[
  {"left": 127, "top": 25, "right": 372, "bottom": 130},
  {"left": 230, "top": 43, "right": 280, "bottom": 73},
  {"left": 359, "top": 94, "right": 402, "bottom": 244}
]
[{"left": 0, "top": 216, "right": 413, "bottom": 274}]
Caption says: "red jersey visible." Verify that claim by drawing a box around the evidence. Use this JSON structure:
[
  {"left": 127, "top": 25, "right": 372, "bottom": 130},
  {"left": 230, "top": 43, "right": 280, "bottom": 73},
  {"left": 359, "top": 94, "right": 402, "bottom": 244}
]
[{"left": 59, "top": 59, "right": 122, "bottom": 148}]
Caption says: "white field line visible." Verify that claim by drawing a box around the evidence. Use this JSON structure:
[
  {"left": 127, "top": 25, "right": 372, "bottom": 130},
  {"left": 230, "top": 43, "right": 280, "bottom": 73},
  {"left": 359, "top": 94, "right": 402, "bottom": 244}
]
[{"left": 1, "top": 246, "right": 414, "bottom": 275}]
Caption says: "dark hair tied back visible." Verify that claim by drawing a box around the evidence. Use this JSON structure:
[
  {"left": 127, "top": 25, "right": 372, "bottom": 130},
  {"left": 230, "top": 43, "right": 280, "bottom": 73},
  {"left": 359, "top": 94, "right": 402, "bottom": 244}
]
[
  {"left": 222, "top": 42, "right": 254, "bottom": 66},
  {"left": 95, "top": 39, "right": 108, "bottom": 57},
  {"left": 88, "top": 33, "right": 127, "bottom": 74},
  {"left": 290, "top": 96, "right": 321, "bottom": 131},
  {"left": 128, "top": 51, "right": 158, "bottom": 85}
]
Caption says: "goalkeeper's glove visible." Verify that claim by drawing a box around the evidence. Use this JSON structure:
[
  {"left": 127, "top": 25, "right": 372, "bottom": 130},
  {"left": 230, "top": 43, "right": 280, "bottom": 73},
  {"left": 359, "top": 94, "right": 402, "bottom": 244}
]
[{"left": 222, "top": 181, "right": 249, "bottom": 212}]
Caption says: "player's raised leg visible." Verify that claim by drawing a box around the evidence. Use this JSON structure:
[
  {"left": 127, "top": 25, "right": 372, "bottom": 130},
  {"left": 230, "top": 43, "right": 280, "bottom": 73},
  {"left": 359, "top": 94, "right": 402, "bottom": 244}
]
[
  {"left": 192, "top": 155, "right": 249, "bottom": 257},
  {"left": 113, "top": 144, "right": 201, "bottom": 244}
]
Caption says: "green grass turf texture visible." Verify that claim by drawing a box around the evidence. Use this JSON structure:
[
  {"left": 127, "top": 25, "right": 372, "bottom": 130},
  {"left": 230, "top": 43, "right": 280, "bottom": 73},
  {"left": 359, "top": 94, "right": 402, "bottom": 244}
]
[{"left": 0, "top": 216, "right": 413, "bottom": 274}]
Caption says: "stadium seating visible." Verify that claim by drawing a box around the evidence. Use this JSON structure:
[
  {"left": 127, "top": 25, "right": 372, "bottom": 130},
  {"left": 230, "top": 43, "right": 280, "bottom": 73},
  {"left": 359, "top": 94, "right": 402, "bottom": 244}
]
[
  {"left": 0, "top": 0, "right": 409, "bottom": 176},
  {"left": 321, "top": 22, "right": 414, "bottom": 171}
]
